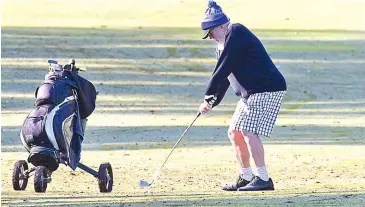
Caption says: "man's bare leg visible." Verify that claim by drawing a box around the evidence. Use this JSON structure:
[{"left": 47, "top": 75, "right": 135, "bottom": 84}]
[
  {"left": 242, "top": 131, "right": 268, "bottom": 181},
  {"left": 221, "top": 129, "right": 253, "bottom": 191},
  {"left": 228, "top": 129, "right": 252, "bottom": 172}
]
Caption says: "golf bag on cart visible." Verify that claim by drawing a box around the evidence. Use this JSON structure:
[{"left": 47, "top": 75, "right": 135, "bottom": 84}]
[{"left": 12, "top": 59, "right": 113, "bottom": 193}]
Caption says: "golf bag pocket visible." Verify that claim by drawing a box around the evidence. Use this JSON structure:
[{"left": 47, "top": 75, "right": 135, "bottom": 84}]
[
  {"left": 45, "top": 95, "right": 77, "bottom": 153},
  {"left": 45, "top": 95, "right": 84, "bottom": 170},
  {"left": 21, "top": 105, "right": 54, "bottom": 152}
]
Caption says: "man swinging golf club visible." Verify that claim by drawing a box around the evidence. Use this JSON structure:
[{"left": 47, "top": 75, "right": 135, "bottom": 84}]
[{"left": 198, "top": 0, "right": 287, "bottom": 191}]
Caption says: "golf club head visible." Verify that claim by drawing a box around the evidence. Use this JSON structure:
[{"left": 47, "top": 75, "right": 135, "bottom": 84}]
[{"left": 139, "top": 179, "right": 151, "bottom": 187}]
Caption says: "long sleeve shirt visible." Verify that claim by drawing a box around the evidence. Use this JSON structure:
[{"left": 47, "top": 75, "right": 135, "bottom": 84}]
[
  {"left": 205, "top": 23, "right": 287, "bottom": 107},
  {"left": 216, "top": 42, "right": 248, "bottom": 98}
]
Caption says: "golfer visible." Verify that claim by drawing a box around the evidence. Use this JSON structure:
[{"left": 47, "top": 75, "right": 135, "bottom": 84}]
[{"left": 198, "top": 0, "right": 287, "bottom": 191}]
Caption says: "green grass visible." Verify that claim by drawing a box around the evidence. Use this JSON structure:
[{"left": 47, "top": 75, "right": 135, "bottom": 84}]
[
  {"left": 267, "top": 43, "right": 358, "bottom": 52},
  {"left": 184, "top": 63, "right": 207, "bottom": 72},
  {"left": 190, "top": 47, "right": 206, "bottom": 58},
  {"left": 280, "top": 92, "right": 317, "bottom": 114},
  {"left": 166, "top": 47, "right": 177, "bottom": 57}
]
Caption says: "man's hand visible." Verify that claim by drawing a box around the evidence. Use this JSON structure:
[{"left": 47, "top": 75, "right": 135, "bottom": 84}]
[{"left": 199, "top": 100, "right": 212, "bottom": 114}]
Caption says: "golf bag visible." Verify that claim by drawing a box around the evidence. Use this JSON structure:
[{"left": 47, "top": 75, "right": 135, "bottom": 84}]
[{"left": 20, "top": 60, "right": 97, "bottom": 171}]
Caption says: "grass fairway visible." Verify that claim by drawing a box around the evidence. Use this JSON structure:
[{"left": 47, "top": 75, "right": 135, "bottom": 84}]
[{"left": 2, "top": 0, "right": 365, "bottom": 206}]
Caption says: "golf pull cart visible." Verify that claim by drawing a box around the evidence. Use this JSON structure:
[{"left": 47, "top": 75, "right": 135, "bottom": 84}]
[
  {"left": 12, "top": 160, "right": 113, "bottom": 193},
  {"left": 12, "top": 59, "right": 113, "bottom": 193}
]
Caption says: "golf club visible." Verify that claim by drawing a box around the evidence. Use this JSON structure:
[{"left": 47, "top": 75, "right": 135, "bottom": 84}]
[{"left": 139, "top": 111, "right": 201, "bottom": 188}]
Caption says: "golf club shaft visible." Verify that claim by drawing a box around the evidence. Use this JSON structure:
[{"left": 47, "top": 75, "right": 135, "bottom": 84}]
[{"left": 149, "top": 112, "right": 201, "bottom": 185}]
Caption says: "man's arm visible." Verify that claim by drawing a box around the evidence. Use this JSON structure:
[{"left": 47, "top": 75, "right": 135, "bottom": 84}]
[
  {"left": 212, "top": 77, "right": 230, "bottom": 107},
  {"left": 204, "top": 30, "right": 239, "bottom": 107}
]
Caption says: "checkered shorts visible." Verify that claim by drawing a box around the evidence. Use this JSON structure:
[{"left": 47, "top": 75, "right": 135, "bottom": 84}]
[{"left": 230, "top": 91, "right": 286, "bottom": 137}]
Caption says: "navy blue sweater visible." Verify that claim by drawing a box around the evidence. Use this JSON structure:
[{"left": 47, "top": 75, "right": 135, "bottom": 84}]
[{"left": 205, "top": 23, "right": 287, "bottom": 107}]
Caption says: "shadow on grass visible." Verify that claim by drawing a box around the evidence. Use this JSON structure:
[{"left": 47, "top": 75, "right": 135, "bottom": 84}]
[{"left": 2, "top": 123, "right": 365, "bottom": 152}]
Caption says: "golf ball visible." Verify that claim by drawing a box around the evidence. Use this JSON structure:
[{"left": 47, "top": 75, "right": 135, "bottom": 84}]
[{"left": 148, "top": 189, "right": 152, "bottom": 195}]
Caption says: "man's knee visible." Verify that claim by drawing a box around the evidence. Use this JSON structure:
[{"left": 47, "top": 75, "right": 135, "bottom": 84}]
[
  {"left": 227, "top": 128, "right": 243, "bottom": 142},
  {"left": 242, "top": 131, "right": 259, "bottom": 142}
]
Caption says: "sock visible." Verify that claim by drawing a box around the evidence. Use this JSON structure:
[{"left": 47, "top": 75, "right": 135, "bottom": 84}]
[
  {"left": 240, "top": 167, "right": 253, "bottom": 181},
  {"left": 256, "top": 166, "right": 269, "bottom": 181}
]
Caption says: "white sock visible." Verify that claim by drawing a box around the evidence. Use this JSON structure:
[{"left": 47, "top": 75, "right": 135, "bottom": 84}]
[
  {"left": 256, "top": 166, "right": 269, "bottom": 181},
  {"left": 240, "top": 167, "right": 253, "bottom": 181}
]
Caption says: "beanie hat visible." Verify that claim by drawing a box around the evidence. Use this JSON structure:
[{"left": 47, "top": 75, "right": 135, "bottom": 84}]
[{"left": 201, "top": 0, "right": 229, "bottom": 39}]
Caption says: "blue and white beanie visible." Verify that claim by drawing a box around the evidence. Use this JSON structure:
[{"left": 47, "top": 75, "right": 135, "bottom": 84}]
[{"left": 201, "top": 0, "right": 230, "bottom": 33}]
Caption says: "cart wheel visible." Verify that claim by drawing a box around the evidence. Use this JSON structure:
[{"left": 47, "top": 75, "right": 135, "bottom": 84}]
[
  {"left": 12, "top": 160, "right": 29, "bottom": 190},
  {"left": 34, "top": 166, "right": 48, "bottom": 193},
  {"left": 98, "top": 162, "right": 113, "bottom": 192}
]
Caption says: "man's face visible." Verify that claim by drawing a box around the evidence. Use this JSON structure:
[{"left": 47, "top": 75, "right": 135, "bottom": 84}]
[{"left": 208, "top": 25, "right": 226, "bottom": 43}]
